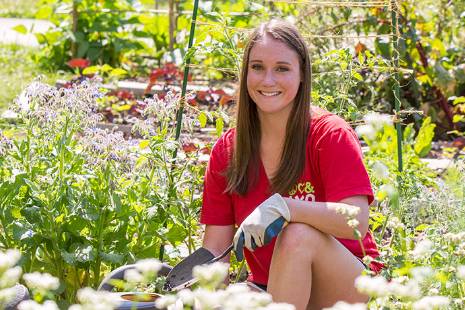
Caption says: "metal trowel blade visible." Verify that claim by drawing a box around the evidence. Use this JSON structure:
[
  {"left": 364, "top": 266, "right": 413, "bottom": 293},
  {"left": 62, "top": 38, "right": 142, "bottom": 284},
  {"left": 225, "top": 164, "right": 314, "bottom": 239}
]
[{"left": 164, "top": 247, "right": 215, "bottom": 291}]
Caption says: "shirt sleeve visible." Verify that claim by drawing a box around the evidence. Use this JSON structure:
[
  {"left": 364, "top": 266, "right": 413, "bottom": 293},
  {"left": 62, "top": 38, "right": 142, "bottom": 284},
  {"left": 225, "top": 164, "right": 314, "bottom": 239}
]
[
  {"left": 199, "top": 135, "right": 235, "bottom": 225},
  {"left": 316, "top": 117, "right": 374, "bottom": 204}
]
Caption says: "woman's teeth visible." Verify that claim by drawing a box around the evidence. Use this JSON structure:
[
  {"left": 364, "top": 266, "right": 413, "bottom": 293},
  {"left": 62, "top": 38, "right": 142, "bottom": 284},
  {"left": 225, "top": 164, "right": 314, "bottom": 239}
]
[{"left": 259, "top": 91, "right": 281, "bottom": 96}]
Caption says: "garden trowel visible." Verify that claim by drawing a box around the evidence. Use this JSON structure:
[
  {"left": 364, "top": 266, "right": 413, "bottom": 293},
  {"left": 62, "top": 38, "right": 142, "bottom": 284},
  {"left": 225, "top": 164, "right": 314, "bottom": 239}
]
[{"left": 164, "top": 244, "right": 233, "bottom": 291}]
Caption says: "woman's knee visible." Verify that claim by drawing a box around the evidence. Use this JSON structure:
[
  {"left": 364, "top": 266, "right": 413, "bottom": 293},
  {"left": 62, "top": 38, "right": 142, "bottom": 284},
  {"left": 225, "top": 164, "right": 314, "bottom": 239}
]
[{"left": 276, "top": 223, "right": 329, "bottom": 255}]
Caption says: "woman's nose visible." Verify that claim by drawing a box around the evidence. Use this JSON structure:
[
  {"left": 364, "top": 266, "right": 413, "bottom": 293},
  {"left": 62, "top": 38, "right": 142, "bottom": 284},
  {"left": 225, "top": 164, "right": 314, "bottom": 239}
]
[{"left": 262, "top": 69, "right": 275, "bottom": 85}]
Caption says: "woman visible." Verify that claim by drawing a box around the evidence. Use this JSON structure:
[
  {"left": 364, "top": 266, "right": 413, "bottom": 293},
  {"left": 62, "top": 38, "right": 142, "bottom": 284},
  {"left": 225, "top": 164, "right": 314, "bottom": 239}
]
[{"left": 199, "top": 20, "right": 382, "bottom": 310}]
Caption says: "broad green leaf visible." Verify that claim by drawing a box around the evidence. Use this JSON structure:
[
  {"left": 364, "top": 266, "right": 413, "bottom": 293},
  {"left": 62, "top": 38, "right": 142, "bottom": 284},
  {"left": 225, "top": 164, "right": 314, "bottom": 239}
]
[
  {"left": 215, "top": 117, "right": 224, "bottom": 137},
  {"left": 35, "top": 6, "right": 53, "bottom": 19},
  {"left": 110, "top": 68, "right": 127, "bottom": 77},
  {"left": 453, "top": 115, "right": 465, "bottom": 123},
  {"left": 82, "top": 66, "right": 99, "bottom": 75},
  {"left": 352, "top": 71, "right": 363, "bottom": 81},
  {"left": 139, "top": 140, "right": 150, "bottom": 149},
  {"left": 414, "top": 117, "right": 436, "bottom": 157},
  {"left": 12, "top": 24, "right": 27, "bottom": 34},
  {"left": 415, "top": 223, "right": 429, "bottom": 231},
  {"left": 453, "top": 96, "right": 465, "bottom": 105},
  {"left": 198, "top": 112, "right": 207, "bottom": 128}
]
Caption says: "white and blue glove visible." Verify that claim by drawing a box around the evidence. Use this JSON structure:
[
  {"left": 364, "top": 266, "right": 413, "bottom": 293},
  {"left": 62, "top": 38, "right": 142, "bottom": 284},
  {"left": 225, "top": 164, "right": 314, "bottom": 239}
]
[{"left": 233, "top": 193, "right": 291, "bottom": 261}]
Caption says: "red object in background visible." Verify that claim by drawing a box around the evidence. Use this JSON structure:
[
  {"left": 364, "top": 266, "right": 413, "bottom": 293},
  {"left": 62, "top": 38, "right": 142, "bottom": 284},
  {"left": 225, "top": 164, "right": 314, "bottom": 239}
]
[
  {"left": 116, "top": 90, "right": 134, "bottom": 100},
  {"left": 67, "top": 58, "right": 91, "bottom": 69},
  {"left": 452, "top": 137, "right": 465, "bottom": 149},
  {"left": 182, "top": 142, "right": 197, "bottom": 153},
  {"left": 188, "top": 98, "right": 198, "bottom": 106},
  {"left": 199, "top": 146, "right": 211, "bottom": 155},
  {"left": 219, "top": 94, "right": 233, "bottom": 106}
]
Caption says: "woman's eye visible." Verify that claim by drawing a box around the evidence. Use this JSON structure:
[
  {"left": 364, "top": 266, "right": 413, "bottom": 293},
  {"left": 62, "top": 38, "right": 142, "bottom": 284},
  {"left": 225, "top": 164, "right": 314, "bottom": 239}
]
[
  {"left": 250, "top": 64, "right": 263, "bottom": 70},
  {"left": 276, "top": 66, "right": 289, "bottom": 72}
]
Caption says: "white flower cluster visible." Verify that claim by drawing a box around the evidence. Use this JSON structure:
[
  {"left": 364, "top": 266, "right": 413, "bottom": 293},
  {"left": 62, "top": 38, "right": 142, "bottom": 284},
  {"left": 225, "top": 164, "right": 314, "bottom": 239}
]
[
  {"left": 68, "top": 287, "right": 120, "bottom": 310},
  {"left": 335, "top": 204, "right": 361, "bottom": 231},
  {"left": 412, "top": 296, "right": 450, "bottom": 310},
  {"left": 371, "top": 162, "right": 390, "bottom": 181},
  {"left": 386, "top": 216, "right": 405, "bottom": 230},
  {"left": 155, "top": 263, "right": 295, "bottom": 310},
  {"left": 18, "top": 300, "right": 60, "bottom": 310},
  {"left": 23, "top": 272, "right": 60, "bottom": 293},
  {"left": 355, "top": 112, "right": 393, "bottom": 141},
  {"left": 457, "top": 265, "right": 465, "bottom": 280},
  {"left": 355, "top": 275, "right": 421, "bottom": 299},
  {"left": 0, "top": 249, "right": 22, "bottom": 307},
  {"left": 156, "top": 283, "right": 294, "bottom": 310},
  {"left": 124, "top": 259, "right": 163, "bottom": 287},
  {"left": 323, "top": 301, "right": 367, "bottom": 310},
  {"left": 192, "top": 262, "right": 229, "bottom": 289},
  {"left": 444, "top": 232, "right": 465, "bottom": 244},
  {"left": 410, "top": 239, "right": 434, "bottom": 260}
]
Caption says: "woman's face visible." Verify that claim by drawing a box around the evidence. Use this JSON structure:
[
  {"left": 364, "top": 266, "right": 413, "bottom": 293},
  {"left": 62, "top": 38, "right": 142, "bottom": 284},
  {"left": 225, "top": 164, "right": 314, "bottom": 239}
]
[{"left": 247, "top": 34, "right": 301, "bottom": 119}]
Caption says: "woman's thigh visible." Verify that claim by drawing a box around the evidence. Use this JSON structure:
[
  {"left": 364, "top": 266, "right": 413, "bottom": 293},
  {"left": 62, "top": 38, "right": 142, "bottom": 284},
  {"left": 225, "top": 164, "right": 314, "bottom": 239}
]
[{"left": 307, "top": 234, "right": 368, "bottom": 310}]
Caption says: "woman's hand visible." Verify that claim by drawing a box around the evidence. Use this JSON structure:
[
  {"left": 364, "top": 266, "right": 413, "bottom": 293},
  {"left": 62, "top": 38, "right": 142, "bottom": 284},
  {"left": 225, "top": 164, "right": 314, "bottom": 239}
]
[{"left": 233, "top": 193, "right": 291, "bottom": 261}]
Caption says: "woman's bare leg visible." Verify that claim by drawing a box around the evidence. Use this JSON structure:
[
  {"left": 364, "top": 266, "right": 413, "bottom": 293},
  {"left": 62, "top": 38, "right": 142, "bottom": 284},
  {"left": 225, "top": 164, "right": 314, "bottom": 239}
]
[{"left": 267, "top": 223, "right": 368, "bottom": 310}]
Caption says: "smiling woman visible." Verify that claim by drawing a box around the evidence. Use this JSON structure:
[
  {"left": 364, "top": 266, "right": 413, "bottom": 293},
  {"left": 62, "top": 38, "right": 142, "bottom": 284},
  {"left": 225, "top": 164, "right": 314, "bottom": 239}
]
[{"left": 199, "top": 19, "right": 383, "bottom": 310}]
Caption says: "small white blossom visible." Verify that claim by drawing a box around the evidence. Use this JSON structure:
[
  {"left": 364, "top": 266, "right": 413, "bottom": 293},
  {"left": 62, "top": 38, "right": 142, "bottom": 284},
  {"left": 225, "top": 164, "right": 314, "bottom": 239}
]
[
  {"left": 177, "top": 289, "right": 195, "bottom": 306},
  {"left": 18, "top": 300, "right": 60, "bottom": 310},
  {"left": 363, "top": 112, "right": 392, "bottom": 131},
  {"left": 0, "top": 287, "right": 17, "bottom": 304},
  {"left": 258, "top": 304, "right": 295, "bottom": 310},
  {"left": 444, "top": 232, "right": 465, "bottom": 244},
  {"left": 193, "top": 262, "right": 229, "bottom": 288},
  {"left": 411, "top": 266, "right": 434, "bottom": 282},
  {"left": 335, "top": 205, "right": 360, "bottom": 218},
  {"left": 155, "top": 294, "right": 178, "bottom": 309},
  {"left": 355, "top": 124, "right": 377, "bottom": 140},
  {"left": 135, "top": 258, "right": 162, "bottom": 277},
  {"left": 387, "top": 216, "right": 405, "bottom": 230},
  {"left": 323, "top": 301, "right": 367, "bottom": 310},
  {"left": 124, "top": 269, "right": 144, "bottom": 284},
  {"left": 411, "top": 239, "right": 433, "bottom": 260},
  {"left": 0, "top": 249, "right": 21, "bottom": 273},
  {"left": 347, "top": 219, "right": 360, "bottom": 229},
  {"left": 193, "top": 288, "right": 224, "bottom": 309},
  {"left": 355, "top": 275, "right": 389, "bottom": 297},
  {"left": 0, "top": 266, "right": 22, "bottom": 288},
  {"left": 73, "top": 287, "right": 120, "bottom": 309},
  {"left": 457, "top": 265, "right": 465, "bottom": 280},
  {"left": 23, "top": 272, "right": 59, "bottom": 292},
  {"left": 372, "top": 162, "right": 390, "bottom": 180},
  {"left": 412, "top": 296, "right": 450, "bottom": 310}
]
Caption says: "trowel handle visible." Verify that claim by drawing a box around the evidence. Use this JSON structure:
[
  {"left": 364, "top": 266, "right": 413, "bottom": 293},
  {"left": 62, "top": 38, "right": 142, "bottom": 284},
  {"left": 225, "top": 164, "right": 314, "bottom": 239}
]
[{"left": 211, "top": 244, "right": 234, "bottom": 263}]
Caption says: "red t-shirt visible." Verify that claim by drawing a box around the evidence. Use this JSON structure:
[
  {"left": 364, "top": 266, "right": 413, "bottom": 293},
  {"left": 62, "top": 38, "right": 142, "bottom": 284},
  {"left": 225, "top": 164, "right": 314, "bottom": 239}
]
[{"left": 200, "top": 108, "right": 382, "bottom": 285}]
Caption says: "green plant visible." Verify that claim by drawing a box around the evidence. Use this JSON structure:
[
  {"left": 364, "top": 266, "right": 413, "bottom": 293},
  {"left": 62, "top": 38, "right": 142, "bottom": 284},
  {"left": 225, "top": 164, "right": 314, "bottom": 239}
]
[{"left": 0, "top": 80, "right": 218, "bottom": 302}]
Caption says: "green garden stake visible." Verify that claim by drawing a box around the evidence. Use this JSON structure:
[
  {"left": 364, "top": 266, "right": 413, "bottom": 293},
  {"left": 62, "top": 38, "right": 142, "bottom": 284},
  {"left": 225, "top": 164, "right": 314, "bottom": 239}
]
[
  {"left": 391, "top": 0, "right": 403, "bottom": 174},
  {"left": 159, "top": 0, "right": 200, "bottom": 262}
]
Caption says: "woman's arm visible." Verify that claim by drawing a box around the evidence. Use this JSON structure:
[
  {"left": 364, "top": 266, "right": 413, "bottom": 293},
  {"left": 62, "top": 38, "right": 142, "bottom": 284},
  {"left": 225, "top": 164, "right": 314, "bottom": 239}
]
[
  {"left": 284, "top": 195, "right": 369, "bottom": 240},
  {"left": 202, "top": 224, "right": 236, "bottom": 262}
]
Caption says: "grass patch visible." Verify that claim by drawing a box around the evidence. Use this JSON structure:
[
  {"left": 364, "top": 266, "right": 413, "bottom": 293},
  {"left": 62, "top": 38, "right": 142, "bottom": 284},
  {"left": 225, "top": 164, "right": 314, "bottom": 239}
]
[
  {"left": 0, "top": 0, "right": 39, "bottom": 18},
  {"left": 0, "top": 44, "right": 70, "bottom": 112}
]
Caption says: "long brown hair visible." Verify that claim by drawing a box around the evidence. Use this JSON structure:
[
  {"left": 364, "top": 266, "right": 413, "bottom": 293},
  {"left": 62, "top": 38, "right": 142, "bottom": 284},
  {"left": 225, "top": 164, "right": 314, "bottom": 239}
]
[{"left": 226, "top": 20, "right": 312, "bottom": 196}]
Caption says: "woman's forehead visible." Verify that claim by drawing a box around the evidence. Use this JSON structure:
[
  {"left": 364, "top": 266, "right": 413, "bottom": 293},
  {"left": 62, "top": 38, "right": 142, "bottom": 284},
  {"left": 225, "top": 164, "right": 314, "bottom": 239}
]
[{"left": 249, "top": 35, "right": 300, "bottom": 64}]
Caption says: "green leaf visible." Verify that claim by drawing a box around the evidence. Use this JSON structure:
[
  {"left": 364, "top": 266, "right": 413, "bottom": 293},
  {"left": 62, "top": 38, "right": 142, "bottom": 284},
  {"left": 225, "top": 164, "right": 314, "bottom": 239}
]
[
  {"left": 139, "top": 140, "right": 150, "bottom": 149},
  {"left": 453, "top": 115, "right": 465, "bottom": 123},
  {"left": 82, "top": 66, "right": 99, "bottom": 75},
  {"left": 198, "top": 112, "right": 207, "bottom": 128},
  {"left": 453, "top": 96, "right": 465, "bottom": 105},
  {"left": 414, "top": 117, "right": 436, "bottom": 157},
  {"left": 77, "top": 41, "right": 89, "bottom": 58},
  {"left": 352, "top": 71, "right": 363, "bottom": 81},
  {"left": 215, "top": 117, "right": 224, "bottom": 137},
  {"left": 415, "top": 223, "right": 429, "bottom": 231},
  {"left": 12, "top": 24, "right": 27, "bottom": 34},
  {"left": 110, "top": 68, "right": 127, "bottom": 77}
]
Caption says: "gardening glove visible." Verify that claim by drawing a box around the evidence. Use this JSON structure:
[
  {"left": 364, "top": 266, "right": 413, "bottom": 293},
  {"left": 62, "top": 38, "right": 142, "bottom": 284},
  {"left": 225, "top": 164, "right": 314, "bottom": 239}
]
[{"left": 233, "top": 193, "right": 291, "bottom": 261}]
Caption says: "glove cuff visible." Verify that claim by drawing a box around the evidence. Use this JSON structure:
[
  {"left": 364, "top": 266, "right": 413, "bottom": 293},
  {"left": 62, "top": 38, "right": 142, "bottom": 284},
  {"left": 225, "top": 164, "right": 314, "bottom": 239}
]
[{"left": 270, "top": 193, "right": 291, "bottom": 222}]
